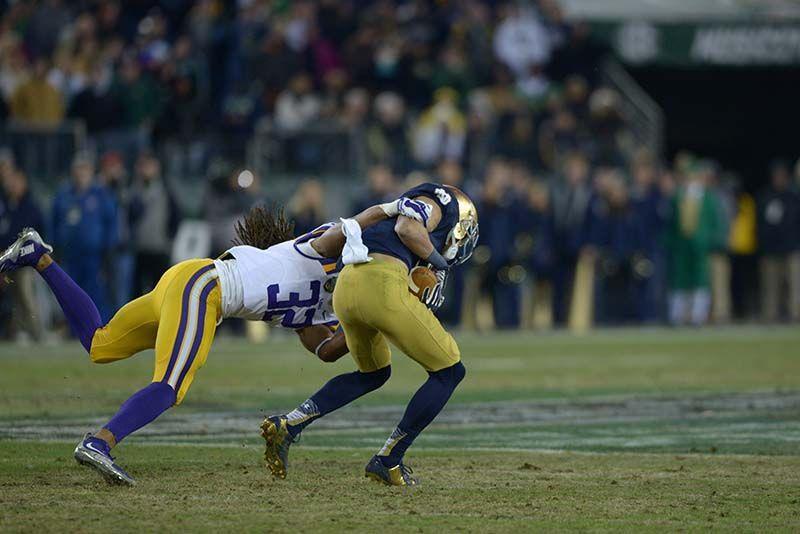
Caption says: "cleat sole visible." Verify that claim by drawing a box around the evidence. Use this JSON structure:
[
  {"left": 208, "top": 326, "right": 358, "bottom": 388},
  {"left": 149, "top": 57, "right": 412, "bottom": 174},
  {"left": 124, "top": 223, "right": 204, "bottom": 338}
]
[{"left": 260, "top": 419, "right": 287, "bottom": 480}]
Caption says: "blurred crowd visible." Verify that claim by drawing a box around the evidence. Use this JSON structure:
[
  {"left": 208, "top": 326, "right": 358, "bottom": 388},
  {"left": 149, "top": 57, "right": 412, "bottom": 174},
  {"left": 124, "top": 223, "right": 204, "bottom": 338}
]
[
  {"left": 3, "top": 147, "right": 800, "bottom": 341},
  {"left": 0, "top": 0, "right": 799, "bottom": 342},
  {"left": 339, "top": 154, "right": 800, "bottom": 330},
  {"left": 0, "top": 0, "right": 614, "bottom": 172}
]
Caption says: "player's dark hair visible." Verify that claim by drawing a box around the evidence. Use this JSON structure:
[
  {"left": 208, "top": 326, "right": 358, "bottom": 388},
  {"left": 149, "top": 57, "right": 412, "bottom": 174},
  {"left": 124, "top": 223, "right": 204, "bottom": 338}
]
[{"left": 232, "top": 204, "right": 295, "bottom": 249}]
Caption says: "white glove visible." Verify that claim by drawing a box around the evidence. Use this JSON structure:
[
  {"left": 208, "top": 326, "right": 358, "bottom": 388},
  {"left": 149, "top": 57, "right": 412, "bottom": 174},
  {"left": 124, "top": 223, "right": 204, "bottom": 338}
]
[
  {"left": 397, "top": 198, "right": 432, "bottom": 226},
  {"left": 380, "top": 197, "right": 432, "bottom": 226},
  {"left": 421, "top": 268, "right": 447, "bottom": 311}
]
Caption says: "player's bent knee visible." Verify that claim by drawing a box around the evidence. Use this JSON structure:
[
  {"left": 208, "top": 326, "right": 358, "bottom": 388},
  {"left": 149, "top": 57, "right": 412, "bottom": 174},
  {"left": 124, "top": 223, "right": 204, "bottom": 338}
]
[
  {"left": 431, "top": 361, "right": 466, "bottom": 389},
  {"left": 452, "top": 361, "right": 466, "bottom": 385},
  {"left": 153, "top": 381, "right": 179, "bottom": 406},
  {"left": 360, "top": 365, "right": 391, "bottom": 390},
  {"left": 86, "top": 325, "right": 120, "bottom": 363},
  {"left": 88, "top": 346, "right": 113, "bottom": 364}
]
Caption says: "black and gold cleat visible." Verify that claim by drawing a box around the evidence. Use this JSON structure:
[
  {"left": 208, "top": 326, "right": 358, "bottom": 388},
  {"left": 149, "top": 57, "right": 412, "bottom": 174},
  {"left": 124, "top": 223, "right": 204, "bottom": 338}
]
[
  {"left": 260, "top": 415, "right": 294, "bottom": 479},
  {"left": 364, "top": 455, "right": 418, "bottom": 486}
]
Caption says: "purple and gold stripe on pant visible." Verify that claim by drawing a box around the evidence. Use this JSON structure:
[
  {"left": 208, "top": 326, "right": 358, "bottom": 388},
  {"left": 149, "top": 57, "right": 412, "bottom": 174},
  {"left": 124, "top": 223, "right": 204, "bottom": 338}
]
[{"left": 160, "top": 264, "right": 218, "bottom": 391}]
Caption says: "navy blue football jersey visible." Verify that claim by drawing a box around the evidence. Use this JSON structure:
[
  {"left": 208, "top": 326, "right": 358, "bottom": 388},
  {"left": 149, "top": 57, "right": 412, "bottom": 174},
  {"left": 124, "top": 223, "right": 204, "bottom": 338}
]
[{"left": 362, "top": 183, "right": 460, "bottom": 269}]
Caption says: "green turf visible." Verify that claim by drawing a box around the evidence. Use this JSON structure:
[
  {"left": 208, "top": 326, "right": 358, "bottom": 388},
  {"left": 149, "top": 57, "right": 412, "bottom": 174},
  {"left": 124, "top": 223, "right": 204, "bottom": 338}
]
[
  {"left": 1, "top": 442, "right": 799, "bottom": 532},
  {"left": 1, "top": 327, "right": 799, "bottom": 531},
  {"left": 1, "top": 326, "right": 798, "bottom": 418}
]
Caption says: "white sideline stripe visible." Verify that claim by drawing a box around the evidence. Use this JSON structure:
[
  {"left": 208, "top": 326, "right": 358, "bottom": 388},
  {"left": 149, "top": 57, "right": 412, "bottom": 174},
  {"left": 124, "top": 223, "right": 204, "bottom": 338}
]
[{"left": 167, "top": 270, "right": 218, "bottom": 388}]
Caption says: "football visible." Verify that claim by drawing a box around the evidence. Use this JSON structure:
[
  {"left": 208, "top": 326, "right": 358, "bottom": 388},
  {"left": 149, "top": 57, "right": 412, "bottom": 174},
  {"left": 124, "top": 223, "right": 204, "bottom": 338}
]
[{"left": 408, "top": 265, "right": 438, "bottom": 301}]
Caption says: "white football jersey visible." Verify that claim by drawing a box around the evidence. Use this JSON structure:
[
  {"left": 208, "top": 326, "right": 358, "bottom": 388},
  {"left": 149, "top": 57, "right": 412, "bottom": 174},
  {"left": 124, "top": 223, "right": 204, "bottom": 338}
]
[{"left": 213, "top": 230, "right": 340, "bottom": 329}]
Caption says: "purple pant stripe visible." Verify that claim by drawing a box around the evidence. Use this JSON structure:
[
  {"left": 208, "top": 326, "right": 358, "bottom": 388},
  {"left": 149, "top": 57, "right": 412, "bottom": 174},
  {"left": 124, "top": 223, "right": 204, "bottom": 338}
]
[
  {"left": 160, "top": 263, "right": 215, "bottom": 383},
  {"left": 173, "top": 278, "right": 218, "bottom": 392}
]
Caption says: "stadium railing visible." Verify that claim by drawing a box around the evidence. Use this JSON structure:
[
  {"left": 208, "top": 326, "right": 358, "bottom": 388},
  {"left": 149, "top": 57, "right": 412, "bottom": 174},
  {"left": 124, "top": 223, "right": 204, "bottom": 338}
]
[
  {"left": 601, "top": 58, "right": 664, "bottom": 157},
  {"left": 0, "top": 120, "right": 87, "bottom": 186},
  {"left": 248, "top": 119, "right": 366, "bottom": 181}
]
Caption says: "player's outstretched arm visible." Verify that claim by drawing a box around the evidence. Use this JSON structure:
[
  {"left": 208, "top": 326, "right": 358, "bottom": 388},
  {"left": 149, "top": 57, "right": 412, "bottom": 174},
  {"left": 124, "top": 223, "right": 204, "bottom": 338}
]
[
  {"left": 296, "top": 325, "right": 349, "bottom": 362},
  {"left": 310, "top": 198, "right": 433, "bottom": 258},
  {"left": 310, "top": 205, "right": 388, "bottom": 258}
]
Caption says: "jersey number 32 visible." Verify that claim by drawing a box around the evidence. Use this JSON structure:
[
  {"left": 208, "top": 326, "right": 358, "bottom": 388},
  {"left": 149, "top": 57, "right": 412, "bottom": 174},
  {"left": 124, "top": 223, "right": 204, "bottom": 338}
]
[{"left": 262, "top": 281, "right": 321, "bottom": 328}]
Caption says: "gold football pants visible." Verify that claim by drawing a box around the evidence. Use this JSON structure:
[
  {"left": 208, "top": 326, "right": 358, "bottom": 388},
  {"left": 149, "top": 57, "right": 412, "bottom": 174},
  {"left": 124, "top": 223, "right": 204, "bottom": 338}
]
[
  {"left": 89, "top": 259, "right": 221, "bottom": 404},
  {"left": 333, "top": 258, "right": 460, "bottom": 373}
]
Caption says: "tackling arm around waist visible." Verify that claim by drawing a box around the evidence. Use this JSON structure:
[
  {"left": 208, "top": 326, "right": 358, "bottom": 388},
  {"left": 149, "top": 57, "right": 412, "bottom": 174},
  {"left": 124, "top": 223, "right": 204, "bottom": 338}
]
[{"left": 310, "top": 205, "right": 389, "bottom": 258}]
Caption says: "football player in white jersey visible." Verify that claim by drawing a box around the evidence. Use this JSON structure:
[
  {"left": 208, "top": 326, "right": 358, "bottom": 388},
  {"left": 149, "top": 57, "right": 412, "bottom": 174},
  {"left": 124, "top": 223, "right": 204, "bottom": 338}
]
[{"left": 0, "top": 197, "right": 433, "bottom": 485}]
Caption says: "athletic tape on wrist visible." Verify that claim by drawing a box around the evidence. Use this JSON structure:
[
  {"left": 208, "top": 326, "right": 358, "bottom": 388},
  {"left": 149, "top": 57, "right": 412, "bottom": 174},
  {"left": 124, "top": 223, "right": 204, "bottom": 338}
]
[
  {"left": 314, "top": 336, "right": 333, "bottom": 357},
  {"left": 426, "top": 249, "right": 449, "bottom": 270}
]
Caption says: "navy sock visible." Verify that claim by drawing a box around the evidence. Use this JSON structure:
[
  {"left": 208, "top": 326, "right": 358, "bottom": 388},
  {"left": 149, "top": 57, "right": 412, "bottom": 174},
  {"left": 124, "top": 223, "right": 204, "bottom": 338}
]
[
  {"left": 285, "top": 366, "right": 391, "bottom": 438},
  {"left": 104, "top": 382, "right": 176, "bottom": 443},
  {"left": 379, "top": 361, "right": 466, "bottom": 467},
  {"left": 39, "top": 262, "right": 102, "bottom": 352}
]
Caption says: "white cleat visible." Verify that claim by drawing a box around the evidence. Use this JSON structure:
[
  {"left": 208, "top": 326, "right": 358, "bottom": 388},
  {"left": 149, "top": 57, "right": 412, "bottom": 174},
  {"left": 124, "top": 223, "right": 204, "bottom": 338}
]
[
  {"left": 74, "top": 433, "right": 136, "bottom": 486},
  {"left": 0, "top": 227, "right": 52, "bottom": 273}
]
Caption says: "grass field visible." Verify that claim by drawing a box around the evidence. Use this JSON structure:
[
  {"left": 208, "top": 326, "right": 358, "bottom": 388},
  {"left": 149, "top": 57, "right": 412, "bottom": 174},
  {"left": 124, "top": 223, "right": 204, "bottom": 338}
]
[{"left": 1, "top": 327, "right": 799, "bottom": 531}]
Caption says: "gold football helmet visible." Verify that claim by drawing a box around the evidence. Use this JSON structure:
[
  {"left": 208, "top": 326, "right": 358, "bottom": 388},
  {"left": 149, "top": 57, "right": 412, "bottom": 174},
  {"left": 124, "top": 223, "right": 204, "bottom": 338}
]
[{"left": 443, "top": 185, "right": 479, "bottom": 265}]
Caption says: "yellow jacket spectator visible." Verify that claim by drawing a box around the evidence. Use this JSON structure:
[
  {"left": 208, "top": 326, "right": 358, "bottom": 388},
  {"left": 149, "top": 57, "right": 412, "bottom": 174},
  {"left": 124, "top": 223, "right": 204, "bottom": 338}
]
[
  {"left": 412, "top": 87, "right": 466, "bottom": 165},
  {"left": 729, "top": 193, "right": 757, "bottom": 255},
  {"left": 10, "top": 59, "right": 64, "bottom": 126}
]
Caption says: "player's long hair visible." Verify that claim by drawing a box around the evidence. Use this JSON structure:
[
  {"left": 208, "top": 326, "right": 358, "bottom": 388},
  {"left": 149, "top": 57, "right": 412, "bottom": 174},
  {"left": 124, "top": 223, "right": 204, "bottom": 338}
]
[{"left": 231, "top": 204, "right": 295, "bottom": 250}]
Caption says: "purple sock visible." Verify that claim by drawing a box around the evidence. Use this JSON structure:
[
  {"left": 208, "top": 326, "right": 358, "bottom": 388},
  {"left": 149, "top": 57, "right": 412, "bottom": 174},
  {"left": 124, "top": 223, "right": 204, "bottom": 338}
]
[
  {"left": 104, "top": 382, "right": 176, "bottom": 443},
  {"left": 39, "top": 262, "right": 102, "bottom": 352}
]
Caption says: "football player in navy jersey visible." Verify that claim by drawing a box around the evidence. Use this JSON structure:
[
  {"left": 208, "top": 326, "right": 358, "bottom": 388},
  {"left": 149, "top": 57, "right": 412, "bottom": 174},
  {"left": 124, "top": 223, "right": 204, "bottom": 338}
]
[{"left": 263, "top": 183, "right": 478, "bottom": 485}]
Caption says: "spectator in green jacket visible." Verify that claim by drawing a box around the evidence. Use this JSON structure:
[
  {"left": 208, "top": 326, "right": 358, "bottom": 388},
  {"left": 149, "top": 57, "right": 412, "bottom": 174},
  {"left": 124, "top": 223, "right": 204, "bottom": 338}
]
[{"left": 666, "top": 160, "right": 722, "bottom": 326}]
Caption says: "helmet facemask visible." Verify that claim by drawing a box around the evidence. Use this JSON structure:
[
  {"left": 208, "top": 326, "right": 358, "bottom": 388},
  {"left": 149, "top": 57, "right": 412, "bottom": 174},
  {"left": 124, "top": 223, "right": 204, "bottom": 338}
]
[
  {"left": 442, "top": 186, "right": 479, "bottom": 266},
  {"left": 444, "top": 221, "right": 479, "bottom": 265}
]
